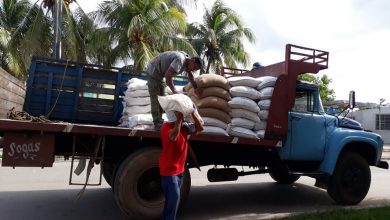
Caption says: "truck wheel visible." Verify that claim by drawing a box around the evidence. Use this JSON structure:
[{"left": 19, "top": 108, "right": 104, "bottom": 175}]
[
  {"left": 269, "top": 161, "right": 300, "bottom": 184},
  {"left": 327, "top": 152, "right": 371, "bottom": 205},
  {"left": 114, "top": 147, "right": 191, "bottom": 219},
  {"left": 101, "top": 160, "right": 116, "bottom": 187}
]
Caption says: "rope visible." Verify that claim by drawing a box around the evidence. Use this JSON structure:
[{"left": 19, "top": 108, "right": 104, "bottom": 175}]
[{"left": 7, "top": 107, "right": 62, "bottom": 123}]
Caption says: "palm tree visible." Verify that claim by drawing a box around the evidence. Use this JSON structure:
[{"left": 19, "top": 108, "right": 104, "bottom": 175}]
[
  {"left": 93, "top": 0, "right": 196, "bottom": 70},
  {"left": 187, "top": 0, "right": 255, "bottom": 74},
  {"left": 1, "top": 0, "right": 96, "bottom": 79},
  {"left": 0, "top": 0, "right": 50, "bottom": 79}
]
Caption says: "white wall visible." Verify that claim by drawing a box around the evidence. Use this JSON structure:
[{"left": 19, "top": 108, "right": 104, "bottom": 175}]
[{"left": 351, "top": 107, "right": 390, "bottom": 144}]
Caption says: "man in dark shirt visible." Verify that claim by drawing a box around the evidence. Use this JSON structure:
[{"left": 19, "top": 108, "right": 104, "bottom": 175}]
[{"left": 146, "top": 51, "right": 202, "bottom": 130}]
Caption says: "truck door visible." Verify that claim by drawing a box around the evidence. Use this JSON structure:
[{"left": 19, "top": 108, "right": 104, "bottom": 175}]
[{"left": 287, "top": 89, "right": 326, "bottom": 160}]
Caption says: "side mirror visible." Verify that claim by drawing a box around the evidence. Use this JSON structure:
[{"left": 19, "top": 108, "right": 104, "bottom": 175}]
[{"left": 349, "top": 90, "right": 355, "bottom": 109}]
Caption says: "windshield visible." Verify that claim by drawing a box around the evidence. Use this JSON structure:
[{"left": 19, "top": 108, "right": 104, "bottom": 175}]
[{"left": 293, "top": 87, "right": 324, "bottom": 114}]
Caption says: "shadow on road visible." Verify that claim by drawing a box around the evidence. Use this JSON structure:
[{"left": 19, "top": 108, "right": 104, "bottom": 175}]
[
  {"left": 179, "top": 181, "right": 334, "bottom": 220},
  {"left": 1, "top": 181, "right": 388, "bottom": 220}
]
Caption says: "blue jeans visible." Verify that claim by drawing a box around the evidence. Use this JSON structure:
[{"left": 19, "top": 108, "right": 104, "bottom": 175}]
[{"left": 161, "top": 174, "right": 184, "bottom": 220}]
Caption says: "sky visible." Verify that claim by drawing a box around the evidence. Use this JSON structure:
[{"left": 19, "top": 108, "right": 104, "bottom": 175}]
[{"left": 76, "top": 0, "right": 390, "bottom": 104}]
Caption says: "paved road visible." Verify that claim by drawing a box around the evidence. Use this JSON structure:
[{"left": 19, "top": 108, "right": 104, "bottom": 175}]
[{"left": 0, "top": 160, "right": 390, "bottom": 220}]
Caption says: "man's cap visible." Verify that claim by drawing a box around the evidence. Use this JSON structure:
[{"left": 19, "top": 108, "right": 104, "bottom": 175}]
[{"left": 253, "top": 62, "right": 262, "bottom": 68}]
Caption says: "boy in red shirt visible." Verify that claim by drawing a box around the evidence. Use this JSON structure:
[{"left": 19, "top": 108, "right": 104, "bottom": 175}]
[{"left": 159, "top": 108, "right": 203, "bottom": 220}]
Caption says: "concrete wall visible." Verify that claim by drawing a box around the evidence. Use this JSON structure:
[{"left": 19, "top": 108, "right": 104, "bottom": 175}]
[
  {"left": 352, "top": 107, "right": 390, "bottom": 144},
  {"left": 0, "top": 68, "right": 26, "bottom": 118}
]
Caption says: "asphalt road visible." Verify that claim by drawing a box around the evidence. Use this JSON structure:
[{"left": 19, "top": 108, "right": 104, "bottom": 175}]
[{"left": 0, "top": 160, "right": 390, "bottom": 220}]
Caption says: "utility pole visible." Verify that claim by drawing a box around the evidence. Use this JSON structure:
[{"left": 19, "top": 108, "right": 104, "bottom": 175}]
[{"left": 53, "top": 0, "right": 62, "bottom": 59}]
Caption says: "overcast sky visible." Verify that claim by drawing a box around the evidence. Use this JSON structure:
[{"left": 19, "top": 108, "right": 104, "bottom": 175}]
[{"left": 78, "top": 0, "right": 390, "bottom": 103}]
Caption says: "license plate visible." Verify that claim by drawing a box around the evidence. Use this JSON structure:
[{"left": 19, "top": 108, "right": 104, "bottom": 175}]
[{"left": 2, "top": 132, "right": 55, "bottom": 167}]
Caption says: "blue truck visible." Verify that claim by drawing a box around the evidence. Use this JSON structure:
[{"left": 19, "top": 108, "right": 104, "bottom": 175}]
[{"left": 0, "top": 44, "right": 387, "bottom": 219}]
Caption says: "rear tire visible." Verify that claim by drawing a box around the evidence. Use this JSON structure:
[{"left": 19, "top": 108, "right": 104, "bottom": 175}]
[
  {"left": 269, "top": 161, "right": 300, "bottom": 184},
  {"left": 101, "top": 160, "right": 115, "bottom": 187},
  {"left": 114, "top": 147, "right": 191, "bottom": 219},
  {"left": 327, "top": 152, "right": 371, "bottom": 205}
]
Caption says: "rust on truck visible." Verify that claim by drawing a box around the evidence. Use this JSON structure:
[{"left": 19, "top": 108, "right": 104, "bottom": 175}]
[{"left": 222, "top": 44, "right": 328, "bottom": 140}]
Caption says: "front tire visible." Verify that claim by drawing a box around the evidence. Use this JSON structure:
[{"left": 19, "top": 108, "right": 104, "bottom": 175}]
[
  {"left": 327, "top": 152, "right": 371, "bottom": 205},
  {"left": 114, "top": 147, "right": 191, "bottom": 219}
]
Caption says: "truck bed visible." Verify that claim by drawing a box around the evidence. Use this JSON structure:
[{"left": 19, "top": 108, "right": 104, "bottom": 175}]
[{"left": 0, "top": 119, "right": 281, "bottom": 147}]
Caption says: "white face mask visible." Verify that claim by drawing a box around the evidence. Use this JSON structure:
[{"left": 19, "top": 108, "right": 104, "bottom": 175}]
[{"left": 166, "top": 111, "right": 177, "bottom": 122}]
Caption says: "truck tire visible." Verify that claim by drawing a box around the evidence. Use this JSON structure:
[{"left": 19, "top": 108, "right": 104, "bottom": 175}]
[
  {"left": 101, "top": 160, "right": 115, "bottom": 187},
  {"left": 113, "top": 147, "right": 191, "bottom": 219},
  {"left": 269, "top": 161, "right": 300, "bottom": 184},
  {"left": 327, "top": 152, "right": 371, "bottom": 205}
]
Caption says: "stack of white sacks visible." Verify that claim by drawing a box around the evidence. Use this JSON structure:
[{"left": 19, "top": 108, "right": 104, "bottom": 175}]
[
  {"left": 255, "top": 76, "right": 277, "bottom": 138},
  {"left": 226, "top": 75, "right": 277, "bottom": 139},
  {"left": 119, "top": 78, "right": 153, "bottom": 129},
  {"left": 119, "top": 78, "right": 186, "bottom": 129},
  {"left": 187, "top": 74, "right": 232, "bottom": 136}
]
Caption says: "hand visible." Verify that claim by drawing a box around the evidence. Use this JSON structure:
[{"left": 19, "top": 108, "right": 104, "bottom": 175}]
[{"left": 194, "top": 88, "right": 203, "bottom": 97}]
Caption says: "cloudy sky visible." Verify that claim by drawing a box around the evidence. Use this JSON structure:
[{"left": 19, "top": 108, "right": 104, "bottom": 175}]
[{"left": 78, "top": 0, "right": 390, "bottom": 103}]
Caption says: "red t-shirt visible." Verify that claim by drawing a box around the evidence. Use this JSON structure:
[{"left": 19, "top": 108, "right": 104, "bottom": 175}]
[{"left": 159, "top": 122, "right": 188, "bottom": 176}]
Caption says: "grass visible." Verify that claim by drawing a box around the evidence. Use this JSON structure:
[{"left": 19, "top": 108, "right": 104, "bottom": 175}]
[{"left": 279, "top": 205, "right": 390, "bottom": 220}]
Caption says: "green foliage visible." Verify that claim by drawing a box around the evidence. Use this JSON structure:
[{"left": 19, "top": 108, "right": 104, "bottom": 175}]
[
  {"left": 298, "top": 73, "right": 336, "bottom": 102},
  {"left": 0, "top": 0, "right": 93, "bottom": 79},
  {"left": 186, "top": 0, "right": 255, "bottom": 74},
  {"left": 93, "top": 0, "right": 196, "bottom": 69}
]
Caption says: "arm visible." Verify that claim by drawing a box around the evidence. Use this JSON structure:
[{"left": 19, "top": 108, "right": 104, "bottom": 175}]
[
  {"left": 191, "top": 106, "right": 204, "bottom": 133},
  {"left": 165, "top": 66, "right": 178, "bottom": 94},
  {"left": 169, "top": 111, "right": 184, "bottom": 141},
  {"left": 187, "top": 72, "right": 203, "bottom": 96}
]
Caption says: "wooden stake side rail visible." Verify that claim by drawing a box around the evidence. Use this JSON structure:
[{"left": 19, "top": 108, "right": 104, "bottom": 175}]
[{"left": 0, "top": 119, "right": 281, "bottom": 147}]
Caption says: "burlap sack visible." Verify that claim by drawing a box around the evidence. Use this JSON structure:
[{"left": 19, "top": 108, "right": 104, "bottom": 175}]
[
  {"left": 196, "top": 96, "right": 230, "bottom": 113},
  {"left": 195, "top": 74, "right": 230, "bottom": 90},
  {"left": 188, "top": 86, "right": 231, "bottom": 101},
  {"left": 198, "top": 108, "right": 231, "bottom": 124}
]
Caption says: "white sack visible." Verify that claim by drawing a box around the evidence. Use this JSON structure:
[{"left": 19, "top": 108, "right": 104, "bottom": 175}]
[
  {"left": 228, "top": 97, "right": 260, "bottom": 113},
  {"left": 128, "top": 114, "right": 154, "bottom": 128},
  {"left": 231, "top": 118, "right": 255, "bottom": 130},
  {"left": 125, "top": 89, "right": 150, "bottom": 97},
  {"left": 227, "top": 125, "right": 259, "bottom": 139},
  {"left": 227, "top": 76, "right": 262, "bottom": 88},
  {"left": 256, "top": 76, "right": 277, "bottom": 90},
  {"left": 166, "top": 85, "right": 185, "bottom": 95},
  {"left": 124, "top": 96, "right": 151, "bottom": 106},
  {"left": 123, "top": 105, "right": 151, "bottom": 115},
  {"left": 258, "top": 110, "right": 269, "bottom": 120},
  {"left": 255, "top": 130, "right": 265, "bottom": 139},
  {"left": 201, "top": 126, "right": 229, "bottom": 136},
  {"left": 254, "top": 120, "right": 267, "bottom": 131},
  {"left": 259, "top": 87, "right": 274, "bottom": 100},
  {"left": 158, "top": 94, "right": 195, "bottom": 116},
  {"left": 203, "top": 117, "right": 228, "bottom": 130},
  {"left": 257, "top": 99, "right": 271, "bottom": 110},
  {"left": 230, "top": 86, "right": 262, "bottom": 100},
  {"left": 230, "top": 108, "right": 261, "bottom": 123},
  {"left": 127, "top": 78, "right": 148, "bottom": 90}
]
